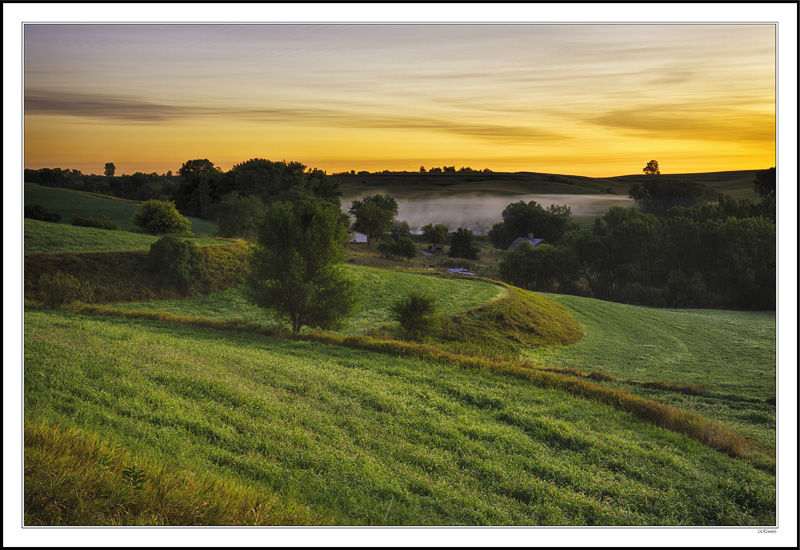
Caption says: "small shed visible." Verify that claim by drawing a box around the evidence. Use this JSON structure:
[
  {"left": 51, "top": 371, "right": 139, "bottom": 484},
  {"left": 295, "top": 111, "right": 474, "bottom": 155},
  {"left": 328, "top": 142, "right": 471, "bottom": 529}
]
[
  {"left": 349, "top": 231, "right": 368, "bottom": 244},
  {"left": 509, "top": 234, "right": 545, "bottom": 250}
]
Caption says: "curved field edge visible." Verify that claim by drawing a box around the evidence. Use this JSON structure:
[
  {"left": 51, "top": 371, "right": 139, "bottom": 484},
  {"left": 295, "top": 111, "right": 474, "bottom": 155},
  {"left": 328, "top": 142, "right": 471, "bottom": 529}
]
[
  {"left": 24, "top": 419, "right": 335, "bottom": 526},
  {"left": 30, "top": 300, "right": 772, "bottom": 468},
  {"left": 524, "top": 293, "right": 776, "bottom": 450},
  {"left": 24, "top": 310, "right": 775, "bottom": 526},
  {"left": 106, "top": 266, "right": 509, "bottom": 336}
]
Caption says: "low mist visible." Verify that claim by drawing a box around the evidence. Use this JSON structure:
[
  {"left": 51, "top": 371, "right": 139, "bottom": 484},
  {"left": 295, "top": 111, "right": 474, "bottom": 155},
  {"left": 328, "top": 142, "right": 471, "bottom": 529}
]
[{"left": 344, "top": 193, "right": 635, "bottom": 234}]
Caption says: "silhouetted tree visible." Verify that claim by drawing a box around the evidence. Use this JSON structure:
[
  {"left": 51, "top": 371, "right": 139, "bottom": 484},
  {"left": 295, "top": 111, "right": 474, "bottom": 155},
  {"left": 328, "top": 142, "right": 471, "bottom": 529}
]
[
  {"left": 104, "top": 163, "right": 116, "bottom": 177},
  {"left": 643, "top": 160, "right": 660, "bottom": 175}
]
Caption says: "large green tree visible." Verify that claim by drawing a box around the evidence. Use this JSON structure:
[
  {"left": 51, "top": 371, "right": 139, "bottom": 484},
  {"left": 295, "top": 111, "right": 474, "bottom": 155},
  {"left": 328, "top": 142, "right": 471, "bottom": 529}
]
[
  {"left": 348, "top": 194, "right": 399, "bottom": 246},
  {"left": 245, "top": 199, "right": 360, "bottom": 334}
]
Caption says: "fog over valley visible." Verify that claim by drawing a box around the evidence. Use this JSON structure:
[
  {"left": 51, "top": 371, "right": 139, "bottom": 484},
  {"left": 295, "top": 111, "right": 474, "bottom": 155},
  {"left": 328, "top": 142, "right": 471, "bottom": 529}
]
[{"left": 343, "top": 193, "right": 635, "bottom": 233}]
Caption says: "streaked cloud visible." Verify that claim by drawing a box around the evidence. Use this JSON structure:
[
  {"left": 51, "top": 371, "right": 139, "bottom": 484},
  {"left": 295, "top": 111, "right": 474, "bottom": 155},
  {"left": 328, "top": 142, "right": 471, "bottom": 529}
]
[{"left": 26, "top": 89, "right": 567, "bottom": 145}]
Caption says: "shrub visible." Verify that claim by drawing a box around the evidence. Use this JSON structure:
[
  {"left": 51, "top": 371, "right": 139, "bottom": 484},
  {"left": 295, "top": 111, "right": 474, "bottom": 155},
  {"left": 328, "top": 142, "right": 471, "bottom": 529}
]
[
  {"left": 390, "top": 291, "right": 440, "bottom": 341},
  {"left": 71, "top": 213, "right": 121, "bottom": 230},
  {"left": 146, "top": 236, "right": 207, "bottom": 294},
  {"left": 131, "top": 200, "right": 191, "bottom": 235},
  {"left": 25, "top": 203, "right": 62, "bottom": 223},
  {"left": 38, "top": 272, "right": 94, "bottom": 307}
]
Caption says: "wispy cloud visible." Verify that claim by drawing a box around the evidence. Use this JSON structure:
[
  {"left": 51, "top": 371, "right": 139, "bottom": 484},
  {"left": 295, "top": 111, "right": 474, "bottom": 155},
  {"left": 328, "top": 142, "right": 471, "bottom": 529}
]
[{"left": 25, "top": 89, "right": 567, "bottom": 144}]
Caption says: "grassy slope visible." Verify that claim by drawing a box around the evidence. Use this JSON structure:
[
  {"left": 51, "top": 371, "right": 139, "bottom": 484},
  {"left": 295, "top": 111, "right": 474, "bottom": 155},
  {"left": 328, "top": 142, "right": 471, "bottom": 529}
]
[
  {"left": 529, "top": 294, "right": 776, "bottom": 448},
  {"left": 24, "top": 219, "right": 226, "bottom": 254},
  {"left": 109, "top": 266, "right": 507, "bottom": 335},
  {"left": 24, "top": 183, "right": 218, "bottom": 236},
  {"left": 24, "top": 309, "right": 775, "bottom": 526}
]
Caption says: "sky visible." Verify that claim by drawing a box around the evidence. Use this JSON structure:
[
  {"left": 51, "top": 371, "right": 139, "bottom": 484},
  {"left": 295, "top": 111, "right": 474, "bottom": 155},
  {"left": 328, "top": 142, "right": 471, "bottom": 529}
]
[{"left": 23, "top": 22, "right": 776, "bottom": 177}]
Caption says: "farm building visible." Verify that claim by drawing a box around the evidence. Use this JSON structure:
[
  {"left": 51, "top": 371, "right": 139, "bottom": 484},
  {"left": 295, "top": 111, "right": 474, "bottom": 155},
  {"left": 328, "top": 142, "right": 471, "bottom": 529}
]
[
  {"left": 509, "top": 234, "right": 545, "bottom": 250},
  {"left": 349, "top": 231, "right": 368, "bottom": 244},
  {"left": 428, "top": 244, "right": 445, "bottom": 253}
]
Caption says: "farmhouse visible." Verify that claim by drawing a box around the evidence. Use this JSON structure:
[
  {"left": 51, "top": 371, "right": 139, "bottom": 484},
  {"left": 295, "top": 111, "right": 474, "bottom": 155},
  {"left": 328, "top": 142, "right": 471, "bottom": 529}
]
[
  {"left": 349, "top": 231, "right": 368, "bottom": 244},
  {"left": 509, "top": 234, "right": 545, "bottom": 250}
]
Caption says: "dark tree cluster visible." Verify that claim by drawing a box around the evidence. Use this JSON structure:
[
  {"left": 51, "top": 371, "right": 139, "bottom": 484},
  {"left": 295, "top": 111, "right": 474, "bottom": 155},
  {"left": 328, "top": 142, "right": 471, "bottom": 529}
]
[
  {"left": 497, "top": 170, "right": 776, "bottom": 310},
  {"left": 628, "top": 177, "right": 717, "bottom": 216},
  {"left": 488, "top": 200, "right": 578, "bottom": 250},
  {"left": 174, "top": 158, "right": 342, "bottom": 221},
  {"left": 25, "top": 167, "right": 179, "bottom": 202}
]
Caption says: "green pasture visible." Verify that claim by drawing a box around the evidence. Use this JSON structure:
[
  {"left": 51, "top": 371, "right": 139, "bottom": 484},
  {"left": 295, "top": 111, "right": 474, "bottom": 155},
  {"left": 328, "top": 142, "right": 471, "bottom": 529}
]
[
  {"left": 529, "top": 294, "right": 776, "bottom": 448},
  {"left": 110, "top": 266, "right": 507, "bottom": 335},
  {"left": 24, "top": 309, "right": 775, "bottom": 526},
  {"left": 23, "top": 183, "right": 218, "bottom": 236},
  {"left": 25, "top": 219, "right": 227, "bottom": 254}
]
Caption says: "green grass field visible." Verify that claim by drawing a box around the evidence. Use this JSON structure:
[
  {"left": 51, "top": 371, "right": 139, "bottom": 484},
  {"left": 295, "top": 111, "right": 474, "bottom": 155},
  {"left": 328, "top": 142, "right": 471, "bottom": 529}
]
[
  {"left": 24, "top": 183, "right": 218, "bottom": 236},
  {"left": 528, "top": 294, "right": 776, "bottom": 449},
  {"left": 25, "top": 219, "right": 227, "bottom": 254},
  {"left": 24, "top": 309, "right": 775, "bottom": 526}
]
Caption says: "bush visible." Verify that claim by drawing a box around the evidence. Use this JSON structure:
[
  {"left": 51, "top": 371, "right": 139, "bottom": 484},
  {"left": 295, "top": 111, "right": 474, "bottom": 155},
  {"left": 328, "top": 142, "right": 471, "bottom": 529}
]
[
  {"left": 390, "top": 291, "right": 440, "bottom": 341},
  {"left": 146, "top": 236, "right": 207, "bottom": 293},
  {"left": 70, "top": 214, "right": 120, "bottom": 231},
  {"left": 25, "top": 203, "right": 62, "bottom": 223},
  {"left": 131, "top": 200, "right": 192, "bottom": 235},
  {"left": 38, "top": 273, "right": 94, "bottom": 307}
]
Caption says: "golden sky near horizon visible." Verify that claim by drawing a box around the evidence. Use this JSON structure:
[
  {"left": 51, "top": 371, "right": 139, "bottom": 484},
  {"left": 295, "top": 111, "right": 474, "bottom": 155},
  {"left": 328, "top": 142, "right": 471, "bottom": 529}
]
[{"left": 23, "top": 24, "right": 775, "bottom": 177}]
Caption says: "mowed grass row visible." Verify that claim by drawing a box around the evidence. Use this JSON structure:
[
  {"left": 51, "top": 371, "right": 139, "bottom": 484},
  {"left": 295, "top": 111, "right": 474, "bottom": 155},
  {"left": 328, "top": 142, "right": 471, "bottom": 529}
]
[
  {"left": 24, "top": 183, "right": 219, "bottom": 236},
  {"left": 109, "top": 266, "right": 508, "bottom": 335},
  {"left": 527, "top": 294, "right": 776, "bottom": 449},
  {"left": 24, "top": 219, "right": 227, "bottom": 254},
  {"left": 24, "top": 310, "right": 775, "bottom": 526}
]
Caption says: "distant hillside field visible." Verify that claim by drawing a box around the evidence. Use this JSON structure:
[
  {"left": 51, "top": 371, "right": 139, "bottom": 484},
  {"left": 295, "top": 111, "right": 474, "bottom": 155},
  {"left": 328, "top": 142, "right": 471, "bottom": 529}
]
[
  {"left": 337, "top": 169, "right": 764, "bottom": 201},
  {"left": 24, "top": 183, "right": 218, "bottom": 236}
]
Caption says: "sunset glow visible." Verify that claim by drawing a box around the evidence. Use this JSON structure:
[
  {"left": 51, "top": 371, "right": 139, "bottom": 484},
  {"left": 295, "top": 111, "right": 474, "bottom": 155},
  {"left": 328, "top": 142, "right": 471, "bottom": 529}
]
[{"left": 24, "top": 23, "right": 775, "bottom": 176}]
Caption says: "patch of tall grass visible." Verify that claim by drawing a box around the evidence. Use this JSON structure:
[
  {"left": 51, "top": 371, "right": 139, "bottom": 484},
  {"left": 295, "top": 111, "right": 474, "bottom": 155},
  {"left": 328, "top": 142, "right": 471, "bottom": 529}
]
[{"left": 24, "top": 419, "right": 334, "bottom": 525}]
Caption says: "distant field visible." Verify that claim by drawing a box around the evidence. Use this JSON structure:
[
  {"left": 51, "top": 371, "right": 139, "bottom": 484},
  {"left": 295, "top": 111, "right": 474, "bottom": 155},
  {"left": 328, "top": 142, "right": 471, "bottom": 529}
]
[
  {"left": 110, "top": 266, "right": 508, "bottom": 335},
  {"left": 24, "top": 309, "right": 776, "bottom": 526},
  {"left": 529, "top": 294, "right": 776, "bottom": 448},
  {"left": 24, "top": 219, "right": 227, "bottom": 254},
  {"left": 337, "top": 169, "right": 763, "bottom": 201},
  {"left": 24, "top": 183, "right": 218, "bottom": 236}
]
